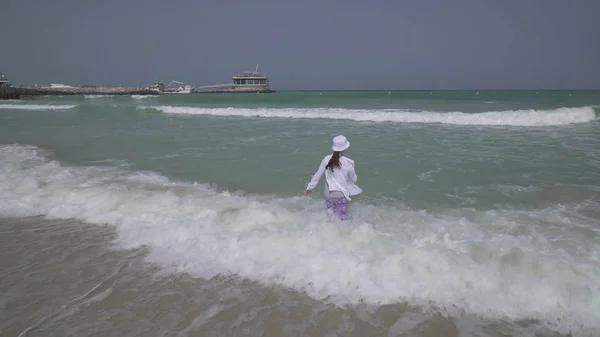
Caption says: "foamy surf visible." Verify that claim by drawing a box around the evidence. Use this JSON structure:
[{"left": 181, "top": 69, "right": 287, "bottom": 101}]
[
  {"left": 0, "top": 144, "right": 599, "bottom": 337},
  {"left": 84, "top": 95, "right": 114, "bottom": 99},
  {"left": 0, "top": 104, "right": 77, "bottom": 110},
  {"left": 131, "top": 95, "right": 158, "bottom": 100},
  {"left": 138, "top": 106, "right": 597, "bottom": 126}
]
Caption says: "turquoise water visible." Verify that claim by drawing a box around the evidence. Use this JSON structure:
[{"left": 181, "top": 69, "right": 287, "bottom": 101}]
[{"left": 1, "top": 91, "right": 600, "bottom": 336}]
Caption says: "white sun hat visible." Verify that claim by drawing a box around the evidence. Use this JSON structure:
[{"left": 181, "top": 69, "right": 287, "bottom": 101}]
[{"left": 332, "top": 135, "right": 350, "bottom": 152}]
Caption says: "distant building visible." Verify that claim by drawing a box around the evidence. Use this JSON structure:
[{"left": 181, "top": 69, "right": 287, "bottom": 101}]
[
  {"left": 0, "top": 73, "right": 12, "bottom": 87},
  {"left": 192, "top": 64, "right": 275, "bottom": 93},
  {"left": 231, "top": 65, "right": 271, "bottom": 90}
]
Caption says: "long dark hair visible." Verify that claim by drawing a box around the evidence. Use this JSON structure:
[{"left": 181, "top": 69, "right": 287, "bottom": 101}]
[{"left": 325, "top": 151, "right": 342, "bottom": 172}]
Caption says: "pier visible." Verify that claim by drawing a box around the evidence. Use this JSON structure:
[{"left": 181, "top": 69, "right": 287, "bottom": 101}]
[{"left": 192, "top": 85, "right": 275, "bottom": 94}]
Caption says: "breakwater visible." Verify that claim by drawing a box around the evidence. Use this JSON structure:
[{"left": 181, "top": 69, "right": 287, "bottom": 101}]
[
  {"left": 0, "top": 87, "right": 21, "bottom": 100},
  {"left": 0, "top": 87, "right": 157, "bottom": 99}
]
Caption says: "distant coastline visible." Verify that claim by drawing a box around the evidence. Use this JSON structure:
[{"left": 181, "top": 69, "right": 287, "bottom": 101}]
[{"left": 0, "top": 64, "right": 277, "bottom": 99}]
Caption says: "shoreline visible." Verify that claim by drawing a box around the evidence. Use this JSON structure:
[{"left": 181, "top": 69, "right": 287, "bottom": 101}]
[{"left": 0, "top": 215, "right": 577, "bottom": 337}]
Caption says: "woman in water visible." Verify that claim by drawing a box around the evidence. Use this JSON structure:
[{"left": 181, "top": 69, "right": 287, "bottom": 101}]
[{"left": 304, "top": 135, "right": 362, "bottom": 221}]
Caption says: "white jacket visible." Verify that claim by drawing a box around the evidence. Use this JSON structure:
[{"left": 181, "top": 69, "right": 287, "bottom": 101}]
[{"left": 306, "top": 154, "right": 363, "bottom": 200}]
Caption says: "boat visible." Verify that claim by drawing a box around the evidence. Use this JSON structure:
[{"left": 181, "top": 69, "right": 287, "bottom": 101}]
[
  {"left": 146, "top": 80, "right": 192, "bottom": 94},
  {"left": 192, "top": 64, "right": 275, "bottom": 93},
  {"left": 163, "top": 81, "right": 192, "bottom": 94},
  {"left": 147, "top": 81, "right": 165, "bottom": 93},
  {"left": 0, "top": 73, "right": 12, "bottom": 88}
]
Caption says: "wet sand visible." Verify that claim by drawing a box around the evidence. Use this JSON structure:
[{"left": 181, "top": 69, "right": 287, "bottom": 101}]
[{"left": 0, "top": 216, "right": 568, "bottom": 337}]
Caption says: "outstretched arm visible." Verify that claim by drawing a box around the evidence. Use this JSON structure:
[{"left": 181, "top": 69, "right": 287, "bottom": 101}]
[{"left": 305, "top": 157, "right": 327, "bottom": 195}]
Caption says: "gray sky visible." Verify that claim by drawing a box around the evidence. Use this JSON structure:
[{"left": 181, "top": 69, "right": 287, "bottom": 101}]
[{"left": 1, "top": 0, "right": 599, "bottom": 89}]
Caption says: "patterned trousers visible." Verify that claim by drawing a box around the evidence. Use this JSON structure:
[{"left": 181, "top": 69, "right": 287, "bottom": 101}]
[{"left": 325, "top": 196, "right": 349, "bottom": 221}]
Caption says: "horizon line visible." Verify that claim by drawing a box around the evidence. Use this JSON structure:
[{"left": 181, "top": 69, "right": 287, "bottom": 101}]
[{"left": 5, "top": 86, "right": 600, "bottom": 92}]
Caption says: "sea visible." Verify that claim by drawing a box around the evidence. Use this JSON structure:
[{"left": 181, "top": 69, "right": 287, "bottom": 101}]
[{"left": 1, "top": 90, "right": 599, "bottom": 337}]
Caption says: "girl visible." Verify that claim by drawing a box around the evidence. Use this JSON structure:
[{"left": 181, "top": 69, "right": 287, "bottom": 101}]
[{"left": 304, "top": 135, "right": 362, "bottom": 221}]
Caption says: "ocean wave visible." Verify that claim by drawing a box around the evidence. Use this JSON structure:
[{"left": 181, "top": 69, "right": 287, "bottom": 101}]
[
  {"left": 0, "top": 104, "right": 77, "bottom": 110},
  {"left": 84, "top": 95, "right": 114, "bottom": 99},
  {"left": 1, "top": 144, "right": 599, "bottom": 337},
  {"left": 137, "top": 106, "right": 598, "bottom": 126},
  {"left": 131, "top": 95, "right": 158, "bottom": 100}
]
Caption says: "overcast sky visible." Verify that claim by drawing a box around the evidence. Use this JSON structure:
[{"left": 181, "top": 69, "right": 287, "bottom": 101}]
[{"left": 1, "top": 0, "right": 599, "bottom": 89}]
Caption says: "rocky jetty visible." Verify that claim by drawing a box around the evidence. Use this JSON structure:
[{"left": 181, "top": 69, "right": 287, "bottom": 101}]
[
  {"left": 0, "top": 86, "right": 157, "bottom": 99},
  {"left": 0, "top": 87, "right": 21, "bottom": 100}
]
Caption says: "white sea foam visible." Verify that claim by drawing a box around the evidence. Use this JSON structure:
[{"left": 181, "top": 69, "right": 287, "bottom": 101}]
[
  {"left": 84, "top": 95, "right": 114, "bottom": 99},
  {"left": 1, "top": 144, "right": 599, "bottom": 337},
  {"left": 131, "top": 95, "right": 158, "bottom": 100},
  {"left": 138, "top": 105, "right": 598, "bottom": 126},
  {"left": 0, "top": 104, "right": 77, "bottom": 110}
]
